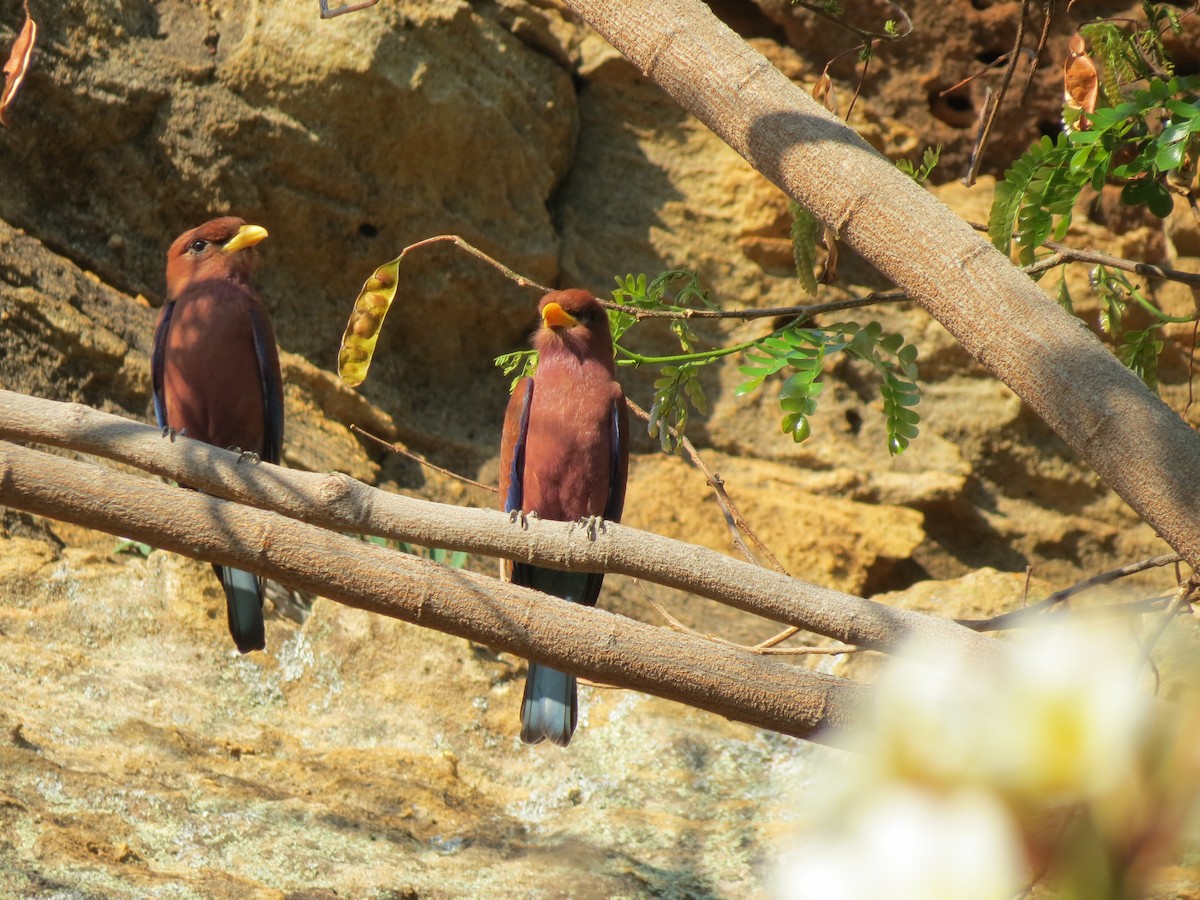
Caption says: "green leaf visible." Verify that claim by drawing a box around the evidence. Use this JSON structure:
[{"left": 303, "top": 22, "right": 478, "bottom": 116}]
[
  {"left": 114, "top": 538, "right": 154, "bottom": 558},
  {"left": 1167, "top": 99, "right": 1200, "bottom": 119},
  {"left": 1056, "top": 274, "right": 1073, "bottom": 313},
  {"left": 494, "top": 348, "right": 538, "bottom": 392},
  {"left": 782, "top": 412, "right": 812, "bottom": 443},
  {"left": 647, "top": 362, "right": 709, "bottom": 452},
  {"left": 990, "top": 135, "right": 1075, "bottom": 258},
  {"left": 1122, "top": 178, "right": 1174, "bottom": 217},
  {"left": 1118, "top": 327, "right": 1163, "bottom": 391},
  {"left": 1155, "top": 139, "right": 1187, "bottom": 172}
]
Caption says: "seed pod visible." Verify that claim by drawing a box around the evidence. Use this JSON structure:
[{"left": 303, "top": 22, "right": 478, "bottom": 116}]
[{"left": 338, "top": 258, "right": 400, "bottom": 387}]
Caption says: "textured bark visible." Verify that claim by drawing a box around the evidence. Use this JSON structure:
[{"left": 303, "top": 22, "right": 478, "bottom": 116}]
[
  {"left": 0, "top": 390, "right": 1000, "bottom": 660},
  {"left": 0, "top": 437, "right": 866, "bottom": 741},
  {"left": 563, "top": 0, "right": 1200, "bottom": 569}
]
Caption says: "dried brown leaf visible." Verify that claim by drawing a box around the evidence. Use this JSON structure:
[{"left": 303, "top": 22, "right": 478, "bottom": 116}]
[
  {"left": 0, "top": 0, "right": 36, "bottom": 127},
  {"left": 812, "top": 72, "right": 837, "bottom": 115},
  {"left": 1063, "top": 33, "right": 1098, "bottom": 129}
]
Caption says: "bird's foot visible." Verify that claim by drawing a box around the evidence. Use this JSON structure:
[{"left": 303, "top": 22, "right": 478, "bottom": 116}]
[
  {"left": 575, "top": 515, "right": 607, "bottom": 541},
  {"left": 160, "top": 426, "right": 187, "bottom": 442},
  {"left": 508, "top": 509, "right": 540, "bottom": 530},
  {"left": 232, "top": 448, "right": 261, "bottom": 465}
]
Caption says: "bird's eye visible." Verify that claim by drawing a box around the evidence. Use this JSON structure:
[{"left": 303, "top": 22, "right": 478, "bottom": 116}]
[{"left": 187, "top": 239, "right": 209, "bottom": 254}]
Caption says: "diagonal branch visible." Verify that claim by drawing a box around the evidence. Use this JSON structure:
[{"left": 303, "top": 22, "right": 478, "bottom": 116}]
[{"left": 563, "top": 0, "right": 1200, "bottom": 577}]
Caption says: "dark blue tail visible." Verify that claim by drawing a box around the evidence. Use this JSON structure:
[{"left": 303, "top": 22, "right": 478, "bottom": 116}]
[
  {"left": 521, "top": 662, "right": 577, "bottom": 746},
  {"left": 214, "top": 564, "right": 265, "bottom": 653}
]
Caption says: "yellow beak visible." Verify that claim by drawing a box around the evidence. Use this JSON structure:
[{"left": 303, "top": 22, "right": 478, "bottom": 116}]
[
  {"left": 222, "top": 224, "right": 269, "bottom": 254},
  {"left": 541, "top": 301, "right": 578, "bottom": 329}
]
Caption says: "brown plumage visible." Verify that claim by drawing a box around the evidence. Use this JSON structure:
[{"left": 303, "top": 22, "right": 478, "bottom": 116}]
[
  {"left": 152, "top": 217, "right": 283, "bottom": 653},
  {"left": 499, "top": 289, "right": 629, "bottom": 746}
]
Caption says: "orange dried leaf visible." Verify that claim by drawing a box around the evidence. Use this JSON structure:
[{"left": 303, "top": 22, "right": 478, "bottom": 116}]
[
  {"left": 812, "top": 73, "right": 837, "bottom": 114},
  {"left": 1, "top": 0, "right": 36, "bottom": 127},
  {"left": 1063, "top": 32, "right": 1097, "bottom": 127}
]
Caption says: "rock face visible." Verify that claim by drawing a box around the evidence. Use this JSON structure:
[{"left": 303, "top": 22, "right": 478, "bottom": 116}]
[{"left": 0, "top": 0, "right": 1194, "bottom": 895}]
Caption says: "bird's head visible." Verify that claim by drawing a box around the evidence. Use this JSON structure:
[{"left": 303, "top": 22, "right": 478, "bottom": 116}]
[
  {"left": 166, "top": 217, "right": 268, "bottom": 299},
  {"left": 533, "top": 289, "right": 614, "bottom": 367}
]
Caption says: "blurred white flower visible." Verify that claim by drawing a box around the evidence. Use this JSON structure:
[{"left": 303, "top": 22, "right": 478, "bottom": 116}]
[
  {"left": 774, "top": 620, "right": 1200, "bottom": 899},
  {"left": 870, "top": 625, "right": 1151, "bottom": 807},
  {"left": 775, "top": 785, "right": 1024, "bottom": 900}
]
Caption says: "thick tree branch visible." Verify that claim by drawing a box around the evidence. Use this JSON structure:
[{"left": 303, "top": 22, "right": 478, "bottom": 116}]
[
  {"left": 0, "top": 390, "right": 1001, "bottom": 661},
  {"left": 0, "top": 437, "right": 868, "bottom": 742},
  {"left": 564, "top": 0, "right": 1200, "bottom": 573}
]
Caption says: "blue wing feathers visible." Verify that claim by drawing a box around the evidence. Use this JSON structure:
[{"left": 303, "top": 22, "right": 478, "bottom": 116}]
[
  {"left": 150, "top": 302, "right": 175, "bottom": 429},
  {"left": 505, "top": 379, "right": 534, "bottom": 514},
  {"left": 248, "top": 304, "right": 283, "bottom": 465}
]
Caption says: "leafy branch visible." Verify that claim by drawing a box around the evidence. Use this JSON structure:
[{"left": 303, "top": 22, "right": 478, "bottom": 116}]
[
  {"left": 989, "top": 6, "right": 1200, "bottom": 392},
  {"left": 494, "top": 269, "right": 922, "bottom": 456},
  {"left": 736, "top": 320, "right": 920, "bottom": 453}
]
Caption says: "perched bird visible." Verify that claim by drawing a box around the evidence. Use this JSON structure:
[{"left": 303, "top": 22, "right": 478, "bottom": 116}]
[
  {"left": 152, "top": 217, "right": 284, "bottom": 654},
  {"left": 499, "top": 289, "right": 629, "bottom": 746}
]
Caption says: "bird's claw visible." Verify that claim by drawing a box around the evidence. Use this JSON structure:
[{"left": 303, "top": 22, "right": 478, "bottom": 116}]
[
  {"left": 507, "top": 509, "right": 539, "bottom": 530},
  {"left": 232, "top": 448, "right": 261, "bottom": 465},
  {"left": 160, "top": 425, "right": 186, "bottom": 442},
  {"left": 576, "top": 515, "right": 607, "bottom": 541}
]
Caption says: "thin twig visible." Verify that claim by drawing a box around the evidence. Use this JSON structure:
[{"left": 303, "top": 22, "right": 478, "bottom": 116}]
[
  {"left": 639, "top": 588, "right": 697, "bottom": 635},
  {"left": 626, "top": 397, "right": 789, "bottom": 573},
  {"left": 846, "top": 40, "right": 874, "bottom": 121},
  {"left": 1131, "top": 579, "right": 1197, "bottom": 678},
  {"left": 1021, "top": 250, "right": 1070, "bottom": 279},
  {"left": 1021, "top": 0, "right": 1054, "bottom": 105},
  {"left": 399, "top": 234, "right": 551, "bottom": 293},
  {"left": 961, "top": 553, "right": 1183, "bottom": 631},
  {"left": 962, "top": 0, "right": 1028, "bottom": 186},
  {"left": 603, "top": 290, "right": 909, "bottom": 322},
  {"left": 962, "top": 87, "right": 997, "bottom": 188},
  {"left": 1186, "top": 316, "right": 1200, "bottom": 418},
  {"left": 792, "top": 0, "right": 912, "bottom": 41},
  {"left": 318, "top": 0, "right": 379, "bottom": 18},
  {"left": 970, "top": 219, "right": 1200, "bottom": 289},
  {"left": 638, "top": 583, "right": 858, "bottom": 656},
  {"left": 350, "top": 423, "right": 497, "bottom": 493},
  {"left": 753, "top": 644, "right": 862, "bottom": 657},
  {"left": 755, "top": 625, "right": 802, "bottom": 650},
  {"left": 1042, "top": 239, "right": 1200, "bottom": 288},
  {"left": 604, "top": 230, "right": 1200, "bottom": 326}
]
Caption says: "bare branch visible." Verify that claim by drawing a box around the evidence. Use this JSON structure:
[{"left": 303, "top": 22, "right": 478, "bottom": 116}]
[
  {"left": 637, "top": 583, "right": 857, "bottom": 657},
  {"left": 1132, "top": 579, "right": 1199, "bottom": 676},
  {"left": 397, "top": 234, "right": 551, "bottom": 293},
  {"left": 625, "top": 397, "right": 788, "bottom": 572},
  {"left": 0, "top": 437, "right": 865, "bottom": 741},
  {"left": 601, "top": 289, "right": 908, "bottom": 322},
  {"left": 350, "top": 423, "right": 497, "bottom": 494},
  {"left": 0, "top": 389, "right": 1003, "bottom": 662},
  {"left": 961, "top": 0, "right": 1027, "bottom": 186},
  {"left": 961, "top": 553, "right": 1184, "bottom": 631}
]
